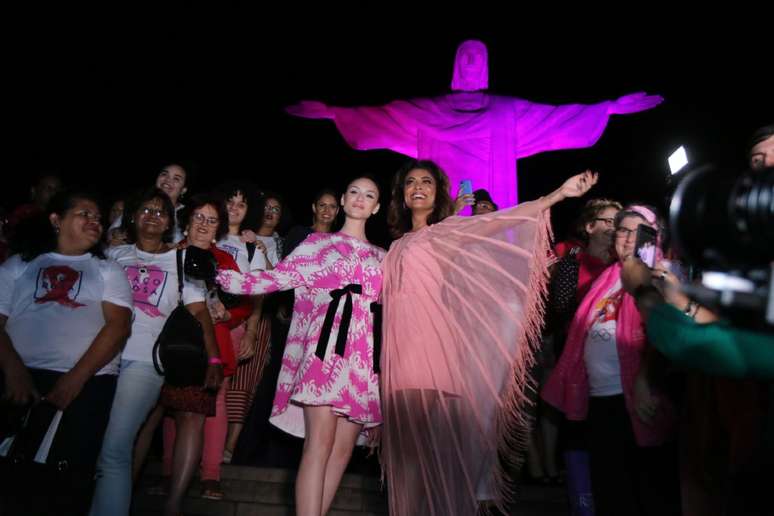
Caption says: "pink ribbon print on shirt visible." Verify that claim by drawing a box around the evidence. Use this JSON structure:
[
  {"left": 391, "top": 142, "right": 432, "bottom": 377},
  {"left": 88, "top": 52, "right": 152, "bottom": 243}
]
[
  {"left": 125, "top": 264, "right": 169, "bottom": 317},
  {"left": 34, "top": 265, "right": 86, "bottom": 308}
]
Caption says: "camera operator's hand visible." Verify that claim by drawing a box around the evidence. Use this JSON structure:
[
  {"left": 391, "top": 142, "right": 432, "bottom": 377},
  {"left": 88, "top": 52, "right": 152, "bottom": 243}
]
[{"left": 651, "top": 262, "right": 689, "bottom": 307}]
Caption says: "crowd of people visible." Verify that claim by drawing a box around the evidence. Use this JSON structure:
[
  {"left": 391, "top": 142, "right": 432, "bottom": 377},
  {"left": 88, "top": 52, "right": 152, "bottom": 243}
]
[{"left": 0, "top": 123, "right": 771, "bottom": 516}]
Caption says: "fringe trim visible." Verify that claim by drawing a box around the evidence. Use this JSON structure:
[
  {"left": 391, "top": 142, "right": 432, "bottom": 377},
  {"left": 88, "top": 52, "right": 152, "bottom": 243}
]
[{"left": 486, "top": 208, "right": 554, "bottom": 515}]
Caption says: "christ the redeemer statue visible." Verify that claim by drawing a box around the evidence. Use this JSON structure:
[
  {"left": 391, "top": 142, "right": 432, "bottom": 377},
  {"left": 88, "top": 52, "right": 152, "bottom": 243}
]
[{"left": 287, "top": 39, "right": 662, "bottom": 208}]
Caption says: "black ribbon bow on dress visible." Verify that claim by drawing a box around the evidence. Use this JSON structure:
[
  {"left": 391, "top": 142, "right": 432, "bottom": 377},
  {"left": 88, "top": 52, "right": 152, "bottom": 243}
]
[
  {"left": 370, "top": 302, "right": 382, "bottom": 374},
  {"left": 315, "top": 284, "right": 362, "bottom": 361}
]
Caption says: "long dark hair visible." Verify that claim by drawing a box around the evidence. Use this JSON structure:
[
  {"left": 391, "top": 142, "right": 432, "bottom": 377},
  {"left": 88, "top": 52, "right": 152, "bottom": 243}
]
[
  {"left": 387, "top": 160, "right": 454, "bottom": 238},
  {"left": 217, "top": 182, "right": 261, "bottom": 233},
  {"left": 121, "top": 188, "right": 177, "bottom": 244},
  {"left": 15, "top": 188, "right": 106, "bottom": 262}
]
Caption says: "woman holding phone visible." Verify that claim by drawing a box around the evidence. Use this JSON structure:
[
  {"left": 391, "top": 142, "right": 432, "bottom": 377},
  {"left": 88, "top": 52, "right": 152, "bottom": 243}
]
[{"left": 543, "top": 204, "right": 681, "bottom": 516}]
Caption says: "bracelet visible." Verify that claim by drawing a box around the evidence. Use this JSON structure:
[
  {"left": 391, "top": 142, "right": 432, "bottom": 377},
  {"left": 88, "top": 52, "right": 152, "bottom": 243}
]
[
  {"left": 208, "top": 357, "right": 223, "bottom": 365},
  {"left": 683, "top": 300, "right": 698, "bottom": 319}
]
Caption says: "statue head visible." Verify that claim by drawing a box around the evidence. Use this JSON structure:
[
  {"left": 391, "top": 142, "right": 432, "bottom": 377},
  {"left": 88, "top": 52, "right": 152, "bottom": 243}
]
[{"left": 451, "top": 40, "right": 488, "bottom": 92}]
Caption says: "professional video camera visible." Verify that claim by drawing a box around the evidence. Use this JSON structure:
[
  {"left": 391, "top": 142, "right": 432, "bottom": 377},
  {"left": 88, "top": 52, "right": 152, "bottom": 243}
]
[{"left": 668, "top": 163, "right": 774, "bottom": 330}]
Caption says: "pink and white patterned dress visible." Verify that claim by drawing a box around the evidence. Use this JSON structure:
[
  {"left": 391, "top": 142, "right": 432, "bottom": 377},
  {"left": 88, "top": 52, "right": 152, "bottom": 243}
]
[{"left": 216, "top": 231, "right": 385, "bottom": 441}]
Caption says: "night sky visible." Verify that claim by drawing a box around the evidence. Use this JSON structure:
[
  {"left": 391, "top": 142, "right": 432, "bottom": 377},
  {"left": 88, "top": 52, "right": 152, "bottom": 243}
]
[{"left": 5, "top": 11, "right": 769, "bottom": 246}]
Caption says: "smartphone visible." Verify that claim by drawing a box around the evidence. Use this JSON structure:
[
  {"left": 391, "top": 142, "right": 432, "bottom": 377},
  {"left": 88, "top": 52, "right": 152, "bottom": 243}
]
[
  {"left": 459, "top": 179, "right": 472, "bottom": 196},
  {"left": 634, "top": 224, "right": 658, "bottom": 268}
]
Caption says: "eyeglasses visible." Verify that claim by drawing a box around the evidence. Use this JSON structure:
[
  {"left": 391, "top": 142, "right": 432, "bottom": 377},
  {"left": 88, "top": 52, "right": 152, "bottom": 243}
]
[
  {"left": 192, "top": 213, "right": 219, "bottom": 226},
  {"left": 594, "top": 217, "right": 615, "bottom": 226},
  {"left": 139, "top": 207, "right": 168, "bottom": 218},
  {"left": 264, "top": 205, "right": 281, "bottom": 214},
  {"left": 750, "top": 153, "right": 767, "bottom": 171},
  {"left": 615, "top": 227, "right": 637, "bottom": 239},
  {"left": 74, "top": 210, "right": 102, "bottom": 222}
]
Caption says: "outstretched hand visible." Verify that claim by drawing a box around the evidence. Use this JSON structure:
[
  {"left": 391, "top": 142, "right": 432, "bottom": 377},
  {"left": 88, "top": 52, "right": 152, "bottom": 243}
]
[
  {"left": 558, "top": 170, "right": 598, "bottom": 200},
  {"left": 285, "top": 100, "right": 335, "bottom": 120},
  {"left": 609, "top": 92, "right": 664, "bottom": 115}
]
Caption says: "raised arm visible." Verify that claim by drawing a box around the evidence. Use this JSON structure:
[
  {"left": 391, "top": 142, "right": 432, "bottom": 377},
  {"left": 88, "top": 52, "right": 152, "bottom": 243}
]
[{"left": 537, "top": 170, "right": 599, "bottom": 210}]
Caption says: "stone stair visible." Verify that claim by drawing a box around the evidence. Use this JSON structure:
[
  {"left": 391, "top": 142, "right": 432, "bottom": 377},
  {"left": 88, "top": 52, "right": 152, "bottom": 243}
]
[
  {"left": 132, "top": 462, "right": 569, "bottom": 515},
  {"left": 132, "top": 462, "right": 387, "bottom": 516}
]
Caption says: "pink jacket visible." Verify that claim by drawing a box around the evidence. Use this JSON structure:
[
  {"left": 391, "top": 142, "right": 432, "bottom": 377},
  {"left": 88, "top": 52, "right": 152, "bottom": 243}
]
[{"left": 542, "top": 262, "right": 676, "bottom": 446}]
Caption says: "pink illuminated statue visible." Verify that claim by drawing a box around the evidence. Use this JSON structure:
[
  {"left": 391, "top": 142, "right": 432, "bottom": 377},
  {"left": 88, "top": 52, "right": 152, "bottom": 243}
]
[{"left": 287, "top": 40, "right": 662, "bottom": 208}]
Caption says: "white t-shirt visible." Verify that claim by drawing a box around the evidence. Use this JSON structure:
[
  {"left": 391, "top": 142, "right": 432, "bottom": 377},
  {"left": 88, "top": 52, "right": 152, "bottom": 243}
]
[
  {"left": 107, "top": 245, "right": 206, "bottom": 363},
  {"left": 583, "top": 281, "right": 625, "bottom": 397},
  {"left": 109, "top": 205, "right": 185, "bottom": 244},
  {"left": 216, "top": 234, "right": 268, "bottom": 272},
  {"left": 255, "top": 234, "right": 280, "bottom": 267},
  {"left": 0, "top": 253, "right": 133, "bottom": 375}
]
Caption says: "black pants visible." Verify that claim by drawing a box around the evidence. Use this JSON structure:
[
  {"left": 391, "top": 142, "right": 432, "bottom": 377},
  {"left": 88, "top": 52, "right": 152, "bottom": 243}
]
[
  {"left": 0, "top": 369, "right": 116, "bottom": 516},
  {"left": 587, "top": 395, "right": 681, "bottom": 516}
]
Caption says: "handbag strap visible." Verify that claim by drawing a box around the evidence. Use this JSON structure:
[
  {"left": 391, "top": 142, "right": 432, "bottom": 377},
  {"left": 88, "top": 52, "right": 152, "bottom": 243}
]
[{"left": 175, "top": 249, "right": 185, "bottom": 306}]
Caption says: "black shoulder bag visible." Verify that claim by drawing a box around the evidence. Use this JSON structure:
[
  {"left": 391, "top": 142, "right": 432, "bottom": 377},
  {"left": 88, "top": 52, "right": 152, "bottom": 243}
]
[{"left": 152, "top": 249, "right": 208, "bottom": 387}]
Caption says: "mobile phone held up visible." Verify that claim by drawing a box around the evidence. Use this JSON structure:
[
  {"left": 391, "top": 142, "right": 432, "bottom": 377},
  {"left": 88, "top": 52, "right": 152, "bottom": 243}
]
[
  {"left": 634, "top": 224, "right": 658, "bottom": 268},
  {"left": 459, "top": 179, "right": 472, "bottom": 196}
]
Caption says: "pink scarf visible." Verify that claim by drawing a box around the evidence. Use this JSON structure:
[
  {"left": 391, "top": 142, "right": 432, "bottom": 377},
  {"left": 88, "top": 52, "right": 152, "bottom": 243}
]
[{"left": 542, "top": 261, "right": 675, "bottom": 446}]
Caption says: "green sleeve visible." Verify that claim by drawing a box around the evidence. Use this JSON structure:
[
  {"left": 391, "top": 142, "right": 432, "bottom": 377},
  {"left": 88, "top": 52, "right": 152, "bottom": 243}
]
[{"left": 646, "top": 303, "right": 774, "bottom": 379}]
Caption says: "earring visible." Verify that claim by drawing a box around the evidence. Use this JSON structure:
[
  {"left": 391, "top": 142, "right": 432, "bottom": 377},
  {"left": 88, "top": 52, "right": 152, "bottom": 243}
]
[
  {"left": 54, "top": 226, "right": 60, "bottom": 234},
  {"left": 183, "top": 230, "right": 188, "bottom": 236},
  {"left": 212, "top": 238, "right": 216, "bottom": 244}
]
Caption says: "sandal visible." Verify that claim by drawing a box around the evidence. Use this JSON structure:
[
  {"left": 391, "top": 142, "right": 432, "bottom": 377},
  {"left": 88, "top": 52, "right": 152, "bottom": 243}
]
[{"left": 201, "top": 479, "right": 224, "bottom": 501}]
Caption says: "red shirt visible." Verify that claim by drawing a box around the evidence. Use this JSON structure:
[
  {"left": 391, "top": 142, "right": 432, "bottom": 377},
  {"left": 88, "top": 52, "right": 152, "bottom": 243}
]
[
  {"left": 209, "top": 246, "right": 252, "bottom": 376},
  {"left": 575, "top": 251, "right": 609, "bottom": 302}
]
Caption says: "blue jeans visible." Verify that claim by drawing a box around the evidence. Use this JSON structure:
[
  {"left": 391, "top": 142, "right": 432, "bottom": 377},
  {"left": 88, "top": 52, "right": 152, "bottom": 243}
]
[{"left": 89, "top": 360, "right": 164, "bottom": 516}]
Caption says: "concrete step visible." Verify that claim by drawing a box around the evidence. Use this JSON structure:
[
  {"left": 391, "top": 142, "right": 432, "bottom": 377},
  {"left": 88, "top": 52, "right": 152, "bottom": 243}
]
[
  {"left": 132, "top": 463, "right": 387, "bottom": 516},
  {"left": 132, "top": 463, "right": 569, "bottom": 515}
]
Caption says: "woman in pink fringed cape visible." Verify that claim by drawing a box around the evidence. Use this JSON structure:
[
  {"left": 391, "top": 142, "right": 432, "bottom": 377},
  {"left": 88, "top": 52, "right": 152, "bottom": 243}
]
[{"left": 379, "top": 160, "right": 598, "bottom": 516}]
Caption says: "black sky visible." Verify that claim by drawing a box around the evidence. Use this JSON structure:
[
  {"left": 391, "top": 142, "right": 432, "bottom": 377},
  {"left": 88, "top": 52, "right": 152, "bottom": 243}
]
[{"left": 4, "top": 10, "right": 770, "bottom": 244}]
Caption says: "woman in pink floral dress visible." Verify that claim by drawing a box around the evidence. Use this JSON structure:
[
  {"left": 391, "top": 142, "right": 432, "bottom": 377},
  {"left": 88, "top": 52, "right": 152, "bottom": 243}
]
[{"left": 216, "top": 176, "right": 384, "bottom": 516}]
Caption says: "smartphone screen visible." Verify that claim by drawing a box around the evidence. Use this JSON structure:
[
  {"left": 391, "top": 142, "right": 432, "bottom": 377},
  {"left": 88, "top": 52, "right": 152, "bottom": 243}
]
[
  {"left": 459, "top": 180, "right": 472, "bottom": 196},
  {"left": 634, "top": 224, "right": 658, "bottom": 268}
]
